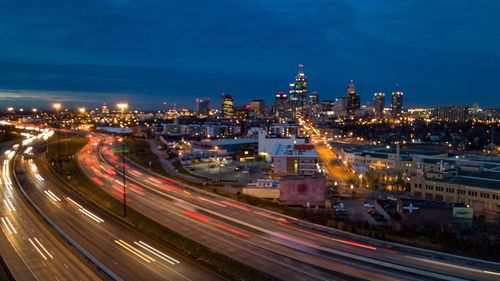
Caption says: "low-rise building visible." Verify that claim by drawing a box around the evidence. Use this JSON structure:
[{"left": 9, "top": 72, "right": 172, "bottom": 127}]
[{"left": 272, "top": 144, "right": 319, "bottom": 176}]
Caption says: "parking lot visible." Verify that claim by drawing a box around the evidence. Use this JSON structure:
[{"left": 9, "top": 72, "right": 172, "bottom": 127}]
[{"left": 187, "top": 160, "right": 270, "bottom": 185}]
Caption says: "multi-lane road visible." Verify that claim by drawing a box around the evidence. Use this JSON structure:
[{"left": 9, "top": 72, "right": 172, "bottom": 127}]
[
  {"left": 0, "top": 136, "right": 102, "bottom": 280},
  {"left": 77, "top": 134, "right": 500, "bottom": 281},
  {"left": 12, "top": 139, "right": 225, "bottom": 281}
]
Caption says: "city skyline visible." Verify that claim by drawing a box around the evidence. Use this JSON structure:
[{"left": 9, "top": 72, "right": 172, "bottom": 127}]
[{"left": 0, "top": 1, "right": 499, "bottom": 109}]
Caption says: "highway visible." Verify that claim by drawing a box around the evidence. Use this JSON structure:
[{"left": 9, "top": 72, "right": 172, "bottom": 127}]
[
  {"left": 77, "top": 134, "right": 500, "bottom": 281},
  {"left": 0, "top": 137, "right": 102, "bottom": 280},
  {"left": 12, "top": 139, "right": 225, "bottom": 281}
]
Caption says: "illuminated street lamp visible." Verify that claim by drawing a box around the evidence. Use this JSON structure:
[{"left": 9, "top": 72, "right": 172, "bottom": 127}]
[
  {"left": 116, "top": 102, "right": 128, "bottom": 217},
  {"left": 78, "top": 107, "right": 86, "bottom": 114},
  {"left": 53, "top": 103, "right": 62, "bottom": 164}
]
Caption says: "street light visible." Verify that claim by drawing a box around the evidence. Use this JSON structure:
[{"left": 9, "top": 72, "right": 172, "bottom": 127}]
[
  {"left": 53, "top": 103, "right": 62, "bottom": 165},
  {"left": 78, "top": 107, "right": 86, "bottom": 114},
  {"left": 116, "top": 102, "right": 128, "bottom": 217}
]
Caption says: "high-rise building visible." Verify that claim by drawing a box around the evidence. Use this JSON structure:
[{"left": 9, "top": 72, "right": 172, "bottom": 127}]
[
  {"left": 308, "top": 91, "right": 319, "bottom": 105},
  {"left": 334, "top": 97, "right": 348, "bottom": 117},
  {"left": 195, "top": 98, "right": 210, "bottom": 116},
  {"left": 249, "top": 99, "right": 265, "bottom": 118},
  {"left": 101, "top": 102, "right": 110, "bottom": 114},
  {"left": 321, "top": 99, "right": 334, "bottom": 114},
  {"left": 289, "top": 64, "right": 307, "bottom": 119},
  {"left": 275, "top": 91, "right": 290, "bottom": 123},
  {"left": 435, "top": 105, "right": 469, "bottom": 122},
  {"left": 391, "top": 91, "right": 404, "bottom": 117},
  {"left": 221, "top": 93, "right": 234, "bottom": 119},
  {"left": 346, "top": 80, "right": 360, "bottom": 118},
  {"left": 374, "top": 92, "right": 385, "bottom": 118}
]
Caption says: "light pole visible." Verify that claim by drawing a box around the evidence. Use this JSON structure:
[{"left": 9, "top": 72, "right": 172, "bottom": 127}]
[
  {"left": 53, "top": 103, "right": 61, "bottom": 165},
  {"left": 117, "top": 103, "right": 128, "bottom": 217}
]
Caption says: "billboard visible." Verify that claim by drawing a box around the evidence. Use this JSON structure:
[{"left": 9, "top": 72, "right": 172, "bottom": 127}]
[{"left": 279, "top": 175, "right": 326, "bottom": 205}]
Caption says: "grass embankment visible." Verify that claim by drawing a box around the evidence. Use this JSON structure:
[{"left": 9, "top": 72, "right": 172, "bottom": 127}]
[
  {"left": 46, "top": 136, "right": 276, "bottom": 281},
  {"left": 124, "top": 138, "right": 168, "bottom": 176},
  {"left": 133, "top": 139, "right": 500, "bottom": 262}
]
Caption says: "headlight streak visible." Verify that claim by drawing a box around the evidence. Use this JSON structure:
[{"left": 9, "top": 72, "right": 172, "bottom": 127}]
[
  {"left": 1, "top": 217, "right": 17, "bottom": 234},
  {"left": 44, "top": 190, "right": 62, "bottom": 202},
  {"left": 133, "top": 241, "right": 180, "bottom": 265},
  {"left": 4, "top": 199, "right": 15, "bottom": 212},
  {"left": 114, "top": 240, "right": 155, "bottom": 263},
  {"left": 28, "top": 237, "right": 54, "bottom": 260}
]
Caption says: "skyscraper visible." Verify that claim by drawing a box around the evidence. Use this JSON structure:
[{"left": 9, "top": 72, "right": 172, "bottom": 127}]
[
  {"left": 346, "top": 80, "right": 360, "bottom": 118},
  {"left": 195, "top": 98, "right": 210, "bottom": 116},
  {"left": 374, "top": 92, "right": 385, "bottom": 118},
  {"left": 221, "top": 93, "right": 234, "bottom": 119},
  {"left": 275, "top": 91, "right": 290, "bottom": 123},
  {"left": 308, "top": 91, "right": 319, "bottom": 105},
  {"left": 249, "top": 99, "right": 265, "bottom": 118},
  {"left": 289, "top": 64, "right": 307, "bottom": 119},
  {"left": 391, "top": 91, "right": 404, "bottom": 117}
]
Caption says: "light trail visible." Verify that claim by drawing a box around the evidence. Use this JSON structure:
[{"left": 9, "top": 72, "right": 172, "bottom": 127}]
[
  {"left": 79, "top": 208, "right": 104, "bottom": 223},
  {"left": 4, "top": 199, "right": 16, "bottom": 212},
  {"left": 114, "top": 240, "right": 155, "bottom": 263},
  {"left": 1, "top": 217, "right": 17, "bottom": 234},
  {"left": 44, "top": 190, "right": 62, "bottom": 202},
  {"left": 134, "top": 241, "right": 180, "bottom": 265}
]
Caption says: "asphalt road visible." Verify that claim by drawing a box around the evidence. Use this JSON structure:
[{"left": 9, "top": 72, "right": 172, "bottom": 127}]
[
  {"left": 0, "top": 141, "right": 101, "bottom": 281},
  {"left": 78, "top": 134, "right": 500, "bottom": 281},
  {"left": 13, "top": 142, "right": 225, "bottom": 281}
]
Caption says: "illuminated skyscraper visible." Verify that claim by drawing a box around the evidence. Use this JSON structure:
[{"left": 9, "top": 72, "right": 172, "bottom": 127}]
[
  {"left": 391, "top": 91, "right": 404, "bottom": 117},
  {"left": 346, "top": 80, "right": 360, "bottom": 118},
  {"left": 275, "top": 91, "right": 290, "bottom": 123},
  {"left": 221, "top": 93, "right": 234, "bottom": 119},
  {"left": 195, "top": 98, "right": 210, "bottom": 116},
  {"left": 289, "top": 64, "right": 307, "bottom": 119},
  {"left": 373, "top": 92, "right": 385, "bottom": 118}
]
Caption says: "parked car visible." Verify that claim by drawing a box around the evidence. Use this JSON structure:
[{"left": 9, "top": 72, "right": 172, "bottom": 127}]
[{"left": 363, "top": 201, "right": 375, "bottom": 208}]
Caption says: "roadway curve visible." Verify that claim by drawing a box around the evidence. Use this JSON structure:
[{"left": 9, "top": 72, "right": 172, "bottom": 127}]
[
  {"left": 0, "top": 139, "right": 101, "bottom": 280},
  {"left": 79, "top": 134, "right": 500, "bottom": 281},
  {"left": 13, "top": 140, "right": 225, "bottom": 281}
]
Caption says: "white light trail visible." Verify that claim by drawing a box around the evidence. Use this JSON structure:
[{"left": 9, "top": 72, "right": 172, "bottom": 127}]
[
  {"left": 1, "top": 217, "right": 16, "bottom": 234},
  {"left": 134, "top": 241, "right": 180, "bottom": 265},
  {"left": 4, "top": 199, "right": 15, "bottom": 212},
  {"left": 44, "top": 190, "right": 61, "bottom": 202},
  {"left": 79, "top": 208, "right": 104, "bottom": 223},
  {"left": 114, "top": 240, "right": 155, "bottom": 263}
]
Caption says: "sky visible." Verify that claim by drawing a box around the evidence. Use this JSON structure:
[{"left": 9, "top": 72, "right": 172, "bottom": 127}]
[{"left": 0, "top": 0, "right": 499, "bottom": 110}]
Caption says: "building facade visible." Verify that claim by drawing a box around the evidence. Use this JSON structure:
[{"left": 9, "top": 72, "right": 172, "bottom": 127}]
[
  {"left": 346, "top": 81, "right": 360, "bottom": 118},
  {"left": 391, "top": 91, "right": 404, "bottom": 117},
  {"left": 374, "top": 92, "right": 385, "bottom": 118},
  {"left": 220, "top": 94, "right": 234, "bottom": 119}
]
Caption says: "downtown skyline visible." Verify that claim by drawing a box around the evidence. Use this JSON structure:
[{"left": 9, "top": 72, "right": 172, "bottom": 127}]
[{"left": 0, "top": 1, "right": 499, "bottom": 109}]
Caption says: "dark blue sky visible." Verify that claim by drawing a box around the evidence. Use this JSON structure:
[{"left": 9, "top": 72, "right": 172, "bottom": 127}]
[{"left": 0, "top": 0, "right": 499, "bottom": 110}]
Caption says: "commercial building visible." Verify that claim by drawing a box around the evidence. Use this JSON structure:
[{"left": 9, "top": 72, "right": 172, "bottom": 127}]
[
  {"left": 409, "top": 156, "right": 500, "bottom": 217},
  {"left": 279, "top": 174, "right": 326, "bottom": 207},
  {"left": 249, "top": 99, "right": 265, "bottom": 118},
  {"left": 195, "top": 98, "right": 210, "bottom": 117},
  {"left": 274, "top": 92, "right": 291, "bottom": 123},
  {"left": 289, "top": 64, "right": 308, "bottom": 119},
  {"left": 257, "top": 129, "right": 306, "bottom": 162},
  {"left": 192, "top": 138, "right": 257, "bottom": 155},
  {"left": 346, "top": 81, "right": 360, "bottom": 118},
  {"left": 435, "top": 105, "right": 469, "bottom": 122},
  {"left": 374, "top": 92, "right": 385, "bottom": 118},
  {"left": 333, "top": 97, "right": 348, "bottom": 117},
  {"left": 391, "top": 91, "right": 403, "bottom": 117},
  {"left": 272, "top": 143, "right": 319, "bottom": 176},
  {"left": 220, "top": 94, "right": 234, "bottom": 119}
]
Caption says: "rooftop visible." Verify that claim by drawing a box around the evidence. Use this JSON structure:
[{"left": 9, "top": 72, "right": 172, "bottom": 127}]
[{"left": 272, "top": 144, "right": 318, "bottom": 158}]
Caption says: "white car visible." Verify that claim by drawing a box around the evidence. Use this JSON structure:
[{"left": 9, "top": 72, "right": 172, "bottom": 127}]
[{"left": 363, "top": 201, "right": 375, "bottom": 208}]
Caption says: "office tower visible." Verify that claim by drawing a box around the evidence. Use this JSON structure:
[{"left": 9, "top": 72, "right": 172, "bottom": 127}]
[
  {"left": 308, "top": 91, "right": 319, "bottom": 105},
  {"left": 333, "top": 97, "right": 348, "bottom": 117},
  {"left": 435, "top": 105, "right": 469, "bottom": 122},
  {"left": 249, "top": 99, "right": 265, "bottom": 118},
  {"left": 321, "top": 99, "right": 334, "bottom": 114},
  {"left": 374, "top": 92, "right": 385, "bottom": 118},
  {"left": 289, "top": 64, "right": 307, "bottom": 119},
  {"left": 391, "top": 91, "right": 404, "bottom": 117},
  {"left": 346, "top": 80, "right": 360, "bottom": 118},
  {"left": 101, "top": 102, "right": 110, "bottom": 114},
  {"left": 221, "top": 93, "right": 234, "bottom": 119},
  {"left": 275, "top": 91, "right": 290, "bottom": 123},
  {"left": 195, "top": 98, "right": 210, "bottom": 116}
]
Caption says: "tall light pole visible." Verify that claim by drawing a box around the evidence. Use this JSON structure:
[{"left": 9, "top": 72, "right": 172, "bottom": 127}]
[
  {"left": 117, "top": 103, "right": 128, "bottom": 217},
  {"left": 53, "top": 103, "right": 62, "bottom": 165}
]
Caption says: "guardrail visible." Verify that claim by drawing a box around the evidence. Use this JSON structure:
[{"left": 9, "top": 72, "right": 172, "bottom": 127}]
[
  {"left": 11, "top": 146, "right": 123, "bottom": 281},
  {"left": 118, "top": 140, "right": 500, "bottom": 272}
]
